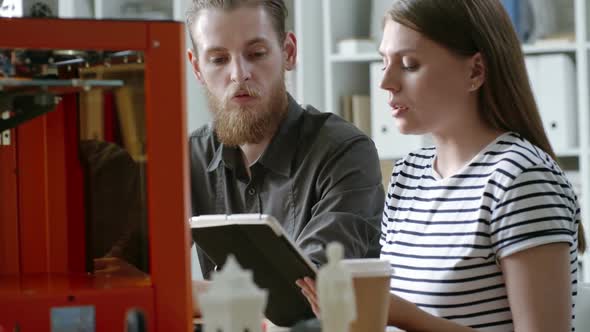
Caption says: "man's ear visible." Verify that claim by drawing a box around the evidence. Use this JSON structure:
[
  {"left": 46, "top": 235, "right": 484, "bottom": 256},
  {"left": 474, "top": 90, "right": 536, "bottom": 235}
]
[
  {"left": 187, "top": 48, "right": 204, "bottom": 84},
  {"left": 468, "top": 52, "right": 485, "bottom": 91},
  {"left": 283, "top": 32, "right": 297, "bottom": 71}
]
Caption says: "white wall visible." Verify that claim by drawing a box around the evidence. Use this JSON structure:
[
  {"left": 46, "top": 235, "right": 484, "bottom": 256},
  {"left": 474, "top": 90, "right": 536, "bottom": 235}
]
[
  {"left": 180, "top": 0, "right": 208, "bottom": 281},
  {"left": 182, "top": 0, "right": 211, "bottom": 135}
]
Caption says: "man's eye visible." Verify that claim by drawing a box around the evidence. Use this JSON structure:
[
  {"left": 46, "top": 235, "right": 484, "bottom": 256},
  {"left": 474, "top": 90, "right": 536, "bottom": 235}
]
[
  {"left": 250, "top": 51, "right": 267, "bottom": 59},
  {"left": 210, "top": 57, "right": 228, "bottom": 65}
]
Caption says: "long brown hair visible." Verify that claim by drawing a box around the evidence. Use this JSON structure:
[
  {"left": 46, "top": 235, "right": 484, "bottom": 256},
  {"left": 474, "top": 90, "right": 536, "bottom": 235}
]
[{"left": 386, "top": 0, "right": 586, "bottom": 253}]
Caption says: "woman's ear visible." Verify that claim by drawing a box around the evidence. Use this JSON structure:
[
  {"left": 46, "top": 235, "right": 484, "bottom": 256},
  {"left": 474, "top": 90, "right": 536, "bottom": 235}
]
[{"left": 469, "top": 52, "right": 485, "bottom": 91}]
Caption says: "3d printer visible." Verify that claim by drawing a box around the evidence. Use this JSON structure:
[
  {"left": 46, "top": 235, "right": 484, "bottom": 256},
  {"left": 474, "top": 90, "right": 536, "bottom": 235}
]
[{"left": 0, "top": 18, "right": 192, "bottom": 331}]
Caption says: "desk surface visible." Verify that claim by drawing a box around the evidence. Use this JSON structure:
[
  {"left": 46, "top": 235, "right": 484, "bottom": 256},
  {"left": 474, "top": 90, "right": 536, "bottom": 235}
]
[{"left": 194, "top": 319, "right": 404, "bottom": 332}]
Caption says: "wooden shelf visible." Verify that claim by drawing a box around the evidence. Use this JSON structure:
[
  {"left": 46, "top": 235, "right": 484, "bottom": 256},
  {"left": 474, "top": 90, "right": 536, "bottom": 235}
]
[
  {"left": 522, "top": 42, "right": 577, "bottom": 55},
  {"left": 556, "top": 148, "right": 582, "bottom": 158},
  {"left": 330, "top": 52, "right": 381, "bottom": 63},
  {"left": 0, "top": 78, "right": 123, "bottom": 92},
  {"left": 328, "top": 43, "right": 579, "bottom": 62}
]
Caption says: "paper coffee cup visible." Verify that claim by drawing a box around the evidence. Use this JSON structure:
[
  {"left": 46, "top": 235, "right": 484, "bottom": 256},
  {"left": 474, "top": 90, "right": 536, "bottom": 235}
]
[{"left": 342, "top": 259, "right": 391, "bottom": 332}]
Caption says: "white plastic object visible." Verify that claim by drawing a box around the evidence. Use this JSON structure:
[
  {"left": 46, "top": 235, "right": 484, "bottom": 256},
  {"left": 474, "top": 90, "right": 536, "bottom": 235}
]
[
  {"left": 199, "top": 255, "right": 268, "bottom": 332},
  {"left": 317, "top": 242, "right": 357, "bottom": 332}
]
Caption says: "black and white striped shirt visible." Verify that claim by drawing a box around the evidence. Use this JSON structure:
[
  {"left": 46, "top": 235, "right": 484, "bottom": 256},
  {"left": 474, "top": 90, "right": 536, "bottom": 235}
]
[{"left": 380, "top": 132, "right": 579, "bottom": 331}]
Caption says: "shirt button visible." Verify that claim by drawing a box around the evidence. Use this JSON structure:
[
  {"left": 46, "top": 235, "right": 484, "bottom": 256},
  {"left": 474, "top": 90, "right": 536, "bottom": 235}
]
[{"left": 248, "top": 187, "right": 256, "bottom": 196}]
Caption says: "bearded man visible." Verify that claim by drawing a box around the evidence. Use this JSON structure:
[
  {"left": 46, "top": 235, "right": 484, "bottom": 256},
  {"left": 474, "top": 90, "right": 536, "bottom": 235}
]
[{"left": 186, "top": 0, "right": 384, "bottom": 281}]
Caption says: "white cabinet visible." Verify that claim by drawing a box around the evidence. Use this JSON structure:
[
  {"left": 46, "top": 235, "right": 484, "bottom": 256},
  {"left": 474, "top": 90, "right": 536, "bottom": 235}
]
[
  {"left": 292, "top": 0, "right": 590, "bottom": 282},
  {"left": 525, "top": 54, "right": 578, "bottom": 152}
]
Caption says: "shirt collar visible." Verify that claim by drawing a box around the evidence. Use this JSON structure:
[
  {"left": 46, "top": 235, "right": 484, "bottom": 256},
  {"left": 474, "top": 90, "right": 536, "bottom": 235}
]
[
  {"left": 206, "top": 93, "right": 303, "bottom": 177},
  {"left": 258, "top": 94, "right": 303, "bottom": 177}
]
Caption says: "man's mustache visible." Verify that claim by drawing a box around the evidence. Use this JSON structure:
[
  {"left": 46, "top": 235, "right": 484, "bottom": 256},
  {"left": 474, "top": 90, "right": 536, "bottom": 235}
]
[{"left": 223, "top": 83, "right": 261, "bottom": 103}]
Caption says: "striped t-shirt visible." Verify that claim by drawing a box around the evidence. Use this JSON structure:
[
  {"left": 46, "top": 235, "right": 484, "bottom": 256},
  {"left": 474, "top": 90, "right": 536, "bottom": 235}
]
[{"left": 380, "top": 132, "right": 580, "bottom": 331}]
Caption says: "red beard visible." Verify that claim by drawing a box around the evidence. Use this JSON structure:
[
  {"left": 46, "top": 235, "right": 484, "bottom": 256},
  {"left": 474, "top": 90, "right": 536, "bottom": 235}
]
[{"left": 206, "top": 74, "right": 288, "bottom": 147}]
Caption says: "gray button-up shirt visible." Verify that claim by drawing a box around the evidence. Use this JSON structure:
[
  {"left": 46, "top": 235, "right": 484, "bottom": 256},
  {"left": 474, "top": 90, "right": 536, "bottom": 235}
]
[{"left": 190, "top": 94, "right": 384, "bottom": 278}]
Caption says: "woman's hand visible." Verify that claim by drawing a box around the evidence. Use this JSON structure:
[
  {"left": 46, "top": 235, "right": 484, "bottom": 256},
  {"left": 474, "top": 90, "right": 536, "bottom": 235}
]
[
  {"left": 296, "top": 276, "right": 481, "bottom": 332},
  {"left": 295, "top": 277, "right": 320, "bottom": 317}
]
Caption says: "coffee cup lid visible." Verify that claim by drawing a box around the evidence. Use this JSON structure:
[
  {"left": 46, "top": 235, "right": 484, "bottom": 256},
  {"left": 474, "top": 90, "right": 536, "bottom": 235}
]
[{"left": 341, "top": 259, "right": 392, "bottom": 277}]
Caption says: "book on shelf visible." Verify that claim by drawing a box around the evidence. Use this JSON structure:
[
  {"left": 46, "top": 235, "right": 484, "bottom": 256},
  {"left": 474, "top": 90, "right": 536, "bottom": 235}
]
[
  {"left": 341, "top": 94, "right": 371, "bottom": 136},
  {"left": 342, "top": 94, "right": 353, "bottom": 123},
  {"left": 352, "top": 95, "right": 371, "bottom": 136},
  {"left": 500, "top": 0, "right": 575, "bottom": 44},
  {"left": 528, "top": 0, "right": 574, "bottom": 43}
]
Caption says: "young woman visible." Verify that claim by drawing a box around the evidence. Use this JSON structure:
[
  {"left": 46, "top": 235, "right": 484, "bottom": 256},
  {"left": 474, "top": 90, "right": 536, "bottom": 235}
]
[{"left": 297, "top": 1, "right": 586, "bottom": 331}]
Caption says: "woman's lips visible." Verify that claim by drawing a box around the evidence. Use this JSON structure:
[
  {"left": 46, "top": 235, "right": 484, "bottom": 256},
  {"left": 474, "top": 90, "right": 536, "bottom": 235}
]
[{"left": 390, "top": 103, "right": 409, "bottom": 117}]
